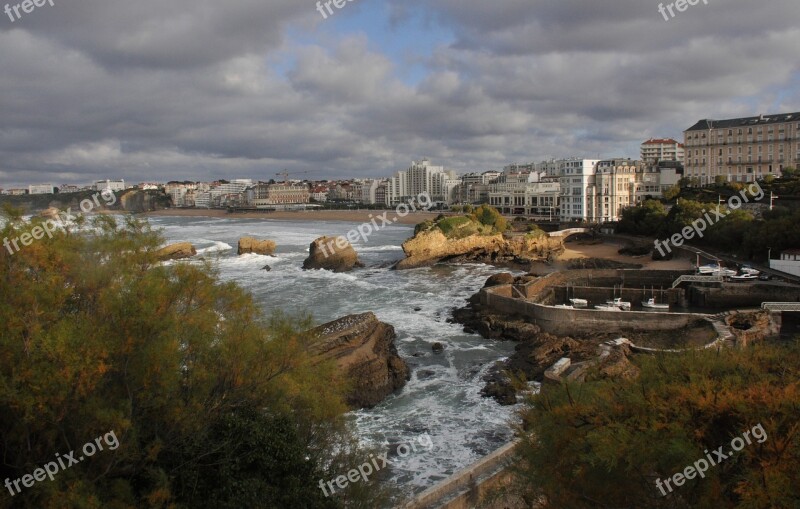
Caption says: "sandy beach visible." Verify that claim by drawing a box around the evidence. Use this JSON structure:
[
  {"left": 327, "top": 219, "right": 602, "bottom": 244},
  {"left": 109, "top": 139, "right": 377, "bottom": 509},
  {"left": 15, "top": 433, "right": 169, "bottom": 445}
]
[{"left": 143, "top": 208, "right": 443, "bottom": 225}]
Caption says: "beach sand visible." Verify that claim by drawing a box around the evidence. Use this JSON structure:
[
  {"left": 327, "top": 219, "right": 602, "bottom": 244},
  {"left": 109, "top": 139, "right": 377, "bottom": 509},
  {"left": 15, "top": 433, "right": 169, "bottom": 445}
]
[
  {"left": 142, "top": 208, "right": 442, "bottom": 225},
  {"left": 559, "top": 240, "right": 692, "bottom": 270}
]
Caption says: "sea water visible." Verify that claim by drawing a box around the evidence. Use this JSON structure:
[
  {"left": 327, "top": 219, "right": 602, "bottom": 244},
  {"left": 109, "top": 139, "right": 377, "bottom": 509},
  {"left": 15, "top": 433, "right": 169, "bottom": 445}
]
[{"left": 149, "top": 215, "right": 518, "bottom": 498}]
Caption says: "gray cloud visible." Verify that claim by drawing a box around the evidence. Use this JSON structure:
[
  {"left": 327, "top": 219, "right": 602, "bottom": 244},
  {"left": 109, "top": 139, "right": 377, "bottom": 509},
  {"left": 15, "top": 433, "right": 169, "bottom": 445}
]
[{"left": 1, "top": 0, "right": 799, "bottom": 186}]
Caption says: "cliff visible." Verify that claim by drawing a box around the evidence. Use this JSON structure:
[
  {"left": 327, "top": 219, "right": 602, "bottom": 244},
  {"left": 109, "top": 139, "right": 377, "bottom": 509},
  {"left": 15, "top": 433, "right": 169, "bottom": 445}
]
[
  {"left": 308, "top": 312, "right": 410, "bottom": 409},
  {"left": 396, "top": 225, "right": 564, "bottom": 270}
]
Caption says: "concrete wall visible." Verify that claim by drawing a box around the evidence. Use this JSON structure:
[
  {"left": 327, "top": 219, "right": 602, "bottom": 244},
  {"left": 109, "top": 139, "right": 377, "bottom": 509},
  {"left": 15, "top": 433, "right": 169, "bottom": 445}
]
[
  {"left": 403, "top": 441, "right": 520, "bottom": 509},
  {"left": 691, "top": 283, "right": 800, "bottom": 309},
  {"left": 482, "top": 286, "right": 700, "bottom": 336}
]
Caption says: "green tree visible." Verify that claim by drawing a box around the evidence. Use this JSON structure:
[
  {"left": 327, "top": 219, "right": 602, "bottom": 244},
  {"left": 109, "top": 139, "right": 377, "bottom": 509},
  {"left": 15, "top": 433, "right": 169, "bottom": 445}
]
[
  {"left": 512, "top": 339, "right": 800, "bottom": 508},
  {"left": 0, "top": 215, "right": 374, "bottom": 508}
]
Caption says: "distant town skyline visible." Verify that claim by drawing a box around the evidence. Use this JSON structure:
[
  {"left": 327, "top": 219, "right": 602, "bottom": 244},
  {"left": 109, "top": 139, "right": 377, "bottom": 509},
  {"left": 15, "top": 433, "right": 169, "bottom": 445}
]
[{"left": 1, "top": 0, "right": 799, "bottom": 187}]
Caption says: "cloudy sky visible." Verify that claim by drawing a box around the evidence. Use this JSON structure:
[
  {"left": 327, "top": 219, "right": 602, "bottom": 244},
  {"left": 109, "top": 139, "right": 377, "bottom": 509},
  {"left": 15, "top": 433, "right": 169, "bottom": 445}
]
[{"left": 1, "top": 0, "right": 799, "bottom": 186}]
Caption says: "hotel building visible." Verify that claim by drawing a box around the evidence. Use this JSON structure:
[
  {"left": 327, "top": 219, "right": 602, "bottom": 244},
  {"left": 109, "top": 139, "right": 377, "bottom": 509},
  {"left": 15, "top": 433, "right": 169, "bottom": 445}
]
[{"left": 684, "top": 112, "right": 800, "bottom": 184}]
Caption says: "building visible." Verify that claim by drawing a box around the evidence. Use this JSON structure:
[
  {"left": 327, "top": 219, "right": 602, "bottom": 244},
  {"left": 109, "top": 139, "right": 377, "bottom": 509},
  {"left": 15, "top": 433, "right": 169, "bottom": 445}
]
[
  {"left": 248, "top": 182, "right": 310, "bottom": 208},
  {"left": 455, "top": 171, "right": 501, "bottom": 204},
  {"left": 3, "top": 188, "right": 27, "bottom": 196},
  {"left": 310, "top": 185, "right": 329, "bottom": 202},
  {"left": 94, "top": 180, "right": 127, "bottom": 192},
  {"left": 28, "top": 184, "right": 55, "bottom": 195},
  {"left": 641, "top": 138, "right": 685, "bottom": 165},
  {"left": 59, "top": 184, "right": 80, "bottom": 194},
  {"left": 770, "top": 249, "right": 800, "bottom": 277},
  {"left": 684, "top": 112, "right": 800, "bottom": 185},
  {"left": 387, "top": 159, "right": 460, "bottom": 205},
  {"left": 558, "top": 159, "right": 601, "bottom": 221}
]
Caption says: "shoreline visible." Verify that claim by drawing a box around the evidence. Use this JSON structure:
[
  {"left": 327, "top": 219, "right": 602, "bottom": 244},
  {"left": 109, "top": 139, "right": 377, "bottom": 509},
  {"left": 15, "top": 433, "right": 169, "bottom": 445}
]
[{"left": 141, "top": 208, "right": 442, "bottom": 225}]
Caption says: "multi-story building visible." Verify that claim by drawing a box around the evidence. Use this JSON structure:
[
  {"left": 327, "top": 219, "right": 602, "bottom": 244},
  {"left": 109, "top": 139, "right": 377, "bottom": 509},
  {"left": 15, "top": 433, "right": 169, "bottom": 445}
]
[
  {"left": 4, "top": 188, "right": 27, "bottom": 196},
  {"left": 28, "top": 184, "right": 55, "bottom": 195},
  {"left": 488, "top": 176, "right": 561, "bottom": 218},
  {"left": 94, "top": 179, "right": 127, "bottom": 192},
  {"left": 684, "top": 112, "right": 800, "bottom": 184},
  {"left": 387, "top": 159, "right": 459, "bottom": 205},
  {"left": 248, "top": 182, "right": 310, "bottom": 207},
  {"left": 559, "top": 159, "right": 601, "bottom": 221},
  {"left": 455, "top": 171, "right": 501, "bottom": 204},
  {"left": 641, "top": 138, "right": 685, "bottom": 165},
  {"left": 310, "top": 185, "right": 329, "bottom": 202},
  {"left": 59, "top": 184, "right": 80, "bottom": 194}
]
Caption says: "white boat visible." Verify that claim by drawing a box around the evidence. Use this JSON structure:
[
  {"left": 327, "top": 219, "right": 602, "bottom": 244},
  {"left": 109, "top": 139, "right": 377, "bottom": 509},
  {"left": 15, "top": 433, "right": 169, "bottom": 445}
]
[
  {"left": 730, "top": 273, "right": 758, "bottom": 281},
  {"left": 740, "top": 266, "right": 760, "bottom": 275},
  {"left": 595, "top": 304, "right": 623, "bottom": 311},
  {"left": 554, "top": 304, "right": 574, "bottom": 309},
  {"left": 641, "top": 297, "right": 669, "bottom": 310},
  {"left": 606, "top": 298, "right": 631, "bottom": 310},
  {"left": 569, "top": 298, "right": 588, "bottom": 307},
  {"left": 697, "top": 263, "right": 720, "bottom": 274}
]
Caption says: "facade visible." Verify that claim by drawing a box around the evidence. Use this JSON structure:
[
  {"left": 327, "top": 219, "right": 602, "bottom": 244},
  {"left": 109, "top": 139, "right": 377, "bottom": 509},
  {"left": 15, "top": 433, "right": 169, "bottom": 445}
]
[
  {"left": 684, "top": 112, "right": 800, "bottom": 185},
  {"left": 455, "top": 171, "right": 500, "bottom": 204},
  {"left": 488, "top": 177, "right": 560, "bottom": 218},
  {"left": 641, "top": 138, "right": 685, "bottom": 165},
  {"left": 387, "top": 159, "right": 459, "bottom": 205},
  {"left": 4, "top": 188, "right": 27, "bottom": 196},
  {"left": 94, "top": 180, "right": 127, "bottom": 192},
  {"left": 249, "top": 183, "right": 310, "bottom": 207},
  {"left": 558, "top": 159, "right": 601, "bottom": 221},
  {"left": 28, "top": 184, "right": 55, "bottom": 195},
  {"left": 771, "top": 250, "right": 800, "bottom": 277}
]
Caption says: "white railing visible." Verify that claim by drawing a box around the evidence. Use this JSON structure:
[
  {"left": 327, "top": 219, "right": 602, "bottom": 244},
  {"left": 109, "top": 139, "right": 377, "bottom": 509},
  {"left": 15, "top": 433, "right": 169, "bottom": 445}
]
[
  {"left": 762, "top": 302, "right": 800, "bottom": 311},
  {"left": 671, "top": 275, "right": 724, "bottom": 288}
]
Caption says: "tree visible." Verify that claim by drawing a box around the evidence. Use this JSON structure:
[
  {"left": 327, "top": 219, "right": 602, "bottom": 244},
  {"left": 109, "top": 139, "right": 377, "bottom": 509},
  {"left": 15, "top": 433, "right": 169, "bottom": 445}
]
[
  {"left": 470, "top": 205, "right": 508, "bottom": 233},
  {"left": 663, "top": 184, "right": 681, "bottom": 201},
  {"left": 0, "top": 215, "right": 374, "bottom": 508},
  {"left": 781, "top": 167, "right": 798, "bottom": 178},
  {"left": 512, "top": 339, "right": 800, "bottom": 508},
  {"left": 617, "top": 200, "right": 667, "bottom": 236}
]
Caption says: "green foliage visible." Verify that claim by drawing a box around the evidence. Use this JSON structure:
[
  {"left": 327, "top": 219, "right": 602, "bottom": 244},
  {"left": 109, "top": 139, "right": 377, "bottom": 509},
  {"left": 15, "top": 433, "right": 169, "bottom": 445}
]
[
  {"left": 414, "top": 219, "right": 434, "bottom": 235},
  {"left": 782, "top": 166, "right": 798, "bottom": 178},
  {"left": 0, "top": 216, "right": 370, "bottom": 508},
  {"left": 463, "top": 204, "right": 474, "bottom": 214},
  {"left": 470, "top": 205, "right": 508, "bottom": 233},
  {"left": 436, "top": 216, "right": 479, "bottom": 239},
  {"left": 617, "top": 200, "right": 668, "bottom": 236},
  {"left": 513, "top": 339, "right": 800, "bottom": 508},
  {"left": 450, "top": 205, "right": 463, "bottom": 213},
  {"left": 525, "top": 225, "right": 547, "bottom": 239},
  {"left": 663, "top": 184, "right": 681, "bottom": 201}
]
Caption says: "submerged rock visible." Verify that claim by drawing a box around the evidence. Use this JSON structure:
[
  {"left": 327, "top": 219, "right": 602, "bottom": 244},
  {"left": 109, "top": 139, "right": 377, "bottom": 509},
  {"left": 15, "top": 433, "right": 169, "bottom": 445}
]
[{"left": 308, "top": 312, "right": 410, "bottom": 409}]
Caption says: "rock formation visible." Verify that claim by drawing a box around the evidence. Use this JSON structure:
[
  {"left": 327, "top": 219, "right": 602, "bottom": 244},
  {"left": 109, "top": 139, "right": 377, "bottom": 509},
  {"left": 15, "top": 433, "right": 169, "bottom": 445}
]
[
  {"left": 308, "top": 312, "right": 410, "bottom": 409},
  {"left": 303, "top": 236, "right": 363, "bottom": 272},
  {"left": 156, "top": 242, "right": 197, "bottom": 261},
  {"left": 237, "top": 237, "right": 276, "bottom": 256},
  {"left": 395, "top": 224, "right": 564, "bottom": 270},
  {"left": 39, "top": 207, "right": 61, "bottom": 220}
]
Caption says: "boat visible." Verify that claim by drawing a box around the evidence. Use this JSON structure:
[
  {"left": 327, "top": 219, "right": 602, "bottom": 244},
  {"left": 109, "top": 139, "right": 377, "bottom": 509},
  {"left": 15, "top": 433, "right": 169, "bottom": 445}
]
[
  {"left": 641, "top": 297, "right": 669, "bottom": 310},
  {"left": 569, "top": 298, "right": 588, "bottom": 307},
  {"left": 697, "top": 263, "right": 720, "bottom": 274},
  {"left": 554, "top": 304, "right": 574, "bottom": 309},
  {"left": 595, "top": 304, "right": 623, "bottom": 311},
  {"left": 605, "top": 297, "right": 631, "bottom": 310},
  {"left": 740, "top": 266, "right": 760, "bottom": 275},
  {"left": 730, "top": 273, "right": 758, "bottom": 281}
]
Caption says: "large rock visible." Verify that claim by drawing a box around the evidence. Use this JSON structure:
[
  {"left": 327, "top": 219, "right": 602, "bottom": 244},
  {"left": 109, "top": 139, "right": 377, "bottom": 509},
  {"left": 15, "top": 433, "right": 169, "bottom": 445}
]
[
  {"left": 39, "top": 207, "right": 61, "bottom": 220},
  {"left": 308, "top": 312, "right": 410, "bottom": 409},
  {"left": 156, "top": 242, "right": 197, "bottom": 261},
  {"left": 303, "top": 236, "right": 363, "bottom": 272},
  {"left": 395, "top": 227, "right": 564, "bottom": 270},
  {"left": 238, "top": 237, "right": 276, "bottom": 256}
]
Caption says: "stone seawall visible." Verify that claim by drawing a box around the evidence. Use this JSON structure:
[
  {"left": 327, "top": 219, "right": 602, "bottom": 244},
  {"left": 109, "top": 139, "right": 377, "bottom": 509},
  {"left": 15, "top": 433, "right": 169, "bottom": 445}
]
[
  {"left": 691, "top": 283, "right": 800, "bottom": 309},
  {"left": 481, "top": 286, "right": 701, "bottom": 336}
]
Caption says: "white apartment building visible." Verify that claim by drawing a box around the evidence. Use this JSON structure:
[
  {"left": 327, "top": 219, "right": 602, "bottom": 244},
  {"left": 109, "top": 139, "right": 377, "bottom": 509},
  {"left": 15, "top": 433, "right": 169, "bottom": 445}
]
[
  {"left": 387, "top": 159, "right": 459, "bottom": 205},
  {"left": 641, "top": 138, "right": 685, "bottom": 165},
  {"left": 559, "top": 159, "right": 601, "bottom": 221},
  {"left": 488, "top": 177, "right": 561, "bottom": 218},
  {"left": 28, "top": 184, "right": 55, "bottom": 195},
  {"left": 94, "top": 180, "right": 127, "bottom": 192}
]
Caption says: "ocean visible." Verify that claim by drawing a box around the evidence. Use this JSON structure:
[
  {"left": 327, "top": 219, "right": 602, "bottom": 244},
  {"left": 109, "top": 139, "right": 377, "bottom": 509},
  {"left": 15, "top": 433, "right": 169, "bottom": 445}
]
[{"left": 149, "top": 215, "right": 518, "bottom": 498}]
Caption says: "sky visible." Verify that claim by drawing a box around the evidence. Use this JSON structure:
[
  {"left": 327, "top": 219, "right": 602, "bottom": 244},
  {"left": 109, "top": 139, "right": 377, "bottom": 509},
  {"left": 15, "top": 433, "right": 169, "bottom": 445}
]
[{"left": 1, "top": 0, "right": 799, "bottom": 186}]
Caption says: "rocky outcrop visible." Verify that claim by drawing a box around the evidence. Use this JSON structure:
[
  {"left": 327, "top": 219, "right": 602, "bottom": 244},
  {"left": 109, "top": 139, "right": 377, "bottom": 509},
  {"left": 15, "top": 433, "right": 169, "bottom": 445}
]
[
  {"left": 308, "top": 312, "right": 410, "bottom": 409},
  {"left": 395, "top": 228, "right": 564, "bottom": 270},
  {"left": 156, "top": 242, "right": 197, "bottom": 261},
  {"left": 39, "top": 207, "right": 61, "bottom": 220},
  {"left": 303, "top": 236, "right": 363, "bottom": 272},
  {"left": 237, "top": 237, "right": 276, "bottom": 256}
]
